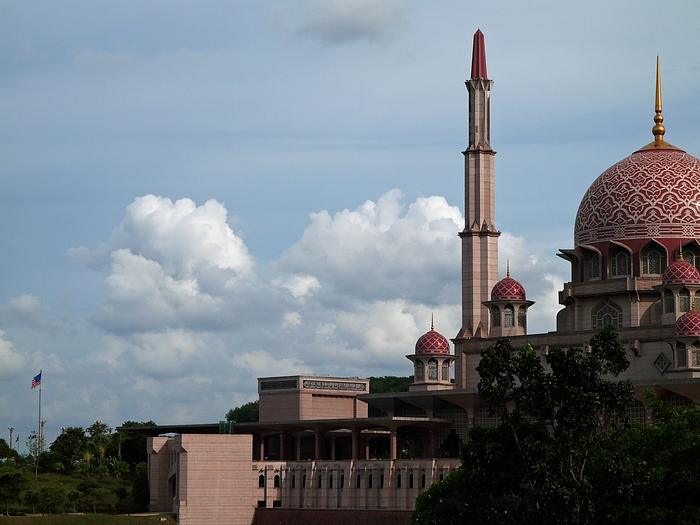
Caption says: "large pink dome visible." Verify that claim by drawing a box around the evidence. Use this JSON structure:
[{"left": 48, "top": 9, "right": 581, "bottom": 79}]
[
  {"left": 491, "top": 277, "right": 526, "bottom": 301},
  {"left": 662, "top": 260, "right": 700, "bottom": 285},
  {"left": 674, "top": 310, "right": 700, "bottom": 338},
  {"left": 415, "top": 329, "right": 450, "bottom": 355},
  {"left": 574, "top": 150, "right": 700, "bottom": 246}
]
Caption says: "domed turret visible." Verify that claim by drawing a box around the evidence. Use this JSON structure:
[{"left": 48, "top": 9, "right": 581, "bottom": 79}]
[
  {"left": 662, "top": 259, "right": 700, "bottom": 285},
  {"left": 407, "top": 316, "right": 456, "bottom": 392},
  {"left": 483, "top": 265, "right": 534, "bottom": 338},
  {"left": 491, "top": 275, "right": 527, "bottom": 301},
  {"left": 674, "top": 310, "right": 700, "bottom": 338}
]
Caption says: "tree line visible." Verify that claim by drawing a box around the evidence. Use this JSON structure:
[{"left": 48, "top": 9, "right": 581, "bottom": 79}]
[
  {"left": 412, "top": 327, "right": 700, "bottom": 525},
  {"left": 0, "top": 420, "right": 154, "bottom": 516}
]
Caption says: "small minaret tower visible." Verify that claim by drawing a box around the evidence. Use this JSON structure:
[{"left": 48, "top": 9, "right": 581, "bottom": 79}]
[{"left": 458, "top": 29, "right": 500, "bottom": 339}]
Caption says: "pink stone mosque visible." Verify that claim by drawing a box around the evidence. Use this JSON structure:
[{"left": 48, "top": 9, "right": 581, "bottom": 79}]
[{"left": 135, "top": 31, "right": 700, "bottom": 525}]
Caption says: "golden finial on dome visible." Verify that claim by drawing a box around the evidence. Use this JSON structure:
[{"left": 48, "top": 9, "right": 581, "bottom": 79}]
[
  {"left": 506, "top": 260, "right": 511, "bottom": 279},
  {"left": 430, "top": 313, "right": 435, "bottom": 331},
  {"left": 637, "top": 56, "right": 683, "bottom": 152},
  {"left": 679, "top": 241, "right": 685, "bottom": 261}
]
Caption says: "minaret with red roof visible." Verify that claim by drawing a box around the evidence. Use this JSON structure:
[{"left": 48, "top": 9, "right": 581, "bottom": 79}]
[{"left": 458, "top": 29, "right": 500, "bottom": 341}]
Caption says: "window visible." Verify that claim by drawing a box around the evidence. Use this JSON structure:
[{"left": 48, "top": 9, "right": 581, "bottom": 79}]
[
  {"left": 329, "top": 475, "right": 333, "bottom": 488},
  {"left": 664, "top": 290, "right": 674, "bottom": 314},
  {"left": 441, "top": 361, "right": 450, "bottom": 381},
  {"left": 592, "top": 299, "right": 623, "bottom": 330},
  {"left": 397, "top": 474, "right": 402, "bottom": 488},
  {"left": 428, "top": 359, "right": 438, "bottom": 380},
  {"left": 292, "top": 474, "right": 296, "bottom": 488},
  {"left": 611, "top": 249, "right": 631, "bottom": 277},
  {"left": 683, "top": 248, "right": 700, "bottom": 271},
  {"left": 258, "top": 475, "right": 265, "bottom": 488},
  {"left": 504, "top": 305, "right": 514, "bottom": 327},
  {"left": 421, "top": 474, "right": 426, "bottom": 488},
  {"left": 318, "top": 475, "right": 322, "bottom": 488},
  {"left": 518, "top": 306, "right": 526, "bottom": 329},
  {"left": 680, "top": 288, "right": 691, "bottom": 313},
  {"left": 588, "top": 253, "right": 601, "bottom": 279},
  {"left": 380, "top": 474, "right": 384, "bottom": 488},
  {"left": 302, "top": 475, "right": 306, "bottom": 488},
  {"left": 368, "top": 474, "right": 373, "bottom": 488},
  {"left": 677, "top": 342, "right": 687, "bottom": 367},
  {"left": 409, "top": 474, "right": 414, "bottom": 488},
  {"left": 415, "top": 361, "right": 424, "bottom": 382},
  {"left": 642, "top": 246, "right": 667, "bottom": 274},
  {"left": 439, "top": 474, "right": 444, "bottom": 482},
  {"left": 273, "top": 475, "right": 280, "bottom": 488},
  {"left": 356, "top": 474, "right": 361, "bottom": 488},
  {"left": 693, "top": 348, "right": 700, "bottom": 367},
  {"left": 491, "top": 306, "right": 501, "bottom": 327},
  {"left": 340, "top": 475, "right": 344, "bottom": 488}
]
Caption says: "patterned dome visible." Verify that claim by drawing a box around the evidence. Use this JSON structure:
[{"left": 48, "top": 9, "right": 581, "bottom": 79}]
[
  {"left": 674, "top": 310, "right": 700, "bottom": 337},
  {"left": 415, "top": 329, "right": 451, "bottom": 355},
  {"left": 574, "top": 150, "right": 700, "bottom": 246},
  {"left": 662, "top": 260, "right": 700, "bottom": 285},
  {"left": 491, "top": 276, "right": 526, "bottom": 301}
]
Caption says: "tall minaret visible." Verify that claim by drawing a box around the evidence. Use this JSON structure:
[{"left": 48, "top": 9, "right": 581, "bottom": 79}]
[{"left": 458, "top": 29, "right": 499, "bottom": 339}]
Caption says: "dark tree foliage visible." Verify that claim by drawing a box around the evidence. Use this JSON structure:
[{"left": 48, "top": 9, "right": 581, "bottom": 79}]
[
  {"left": 413, "top": 327, "right": 635, "bottom": 525},
  {"left": 226, "top": 401, "right": 259, "bottom": 422},
  {"left": 50, "top": 427, "right": 86, "bottom": 471},
  {"left": 0, "top": 439, "right": 12, "bottom": 459},
  {"left": 118, "top": 421, "right": 156, "bottom": 467},
  {"left": 369, "top": 376, "right": 413, "bottom": 393},
  {"left": 131, "top": 462, "right": 150, "bottom": 512},
  {"left": 0, "top": 463, "right": 31, "bottom": 516}
]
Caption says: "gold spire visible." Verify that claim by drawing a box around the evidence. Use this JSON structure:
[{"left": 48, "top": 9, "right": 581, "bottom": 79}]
[
  {"left": 430, "top": 313, "right": 435, "bottom": 331},
  {"left": 506, "top": 260, "right": 511, "bottom": 279},
  {"left": 637, "top": 56, "right": 682, "bottom": 152},
  {"left": 680, "top": 241, "right": 685, "bottom": 261}
]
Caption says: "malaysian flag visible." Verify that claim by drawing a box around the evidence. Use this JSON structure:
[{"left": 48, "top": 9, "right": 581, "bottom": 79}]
[{"left": 31, "top": 372, "right": 41, "bottom": 389}]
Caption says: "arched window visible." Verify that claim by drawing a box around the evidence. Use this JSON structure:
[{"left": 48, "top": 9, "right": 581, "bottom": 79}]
[
  {"left": 642, "top": 245, "right": 667, "bottom": 274},
  {"left": 292, "top": 474, "right": 296, "bottom": 488},
  {"left": 518, "top": 306, "right": 526, "bottom": 329},
  {"left": 409, "top": 474, "right": 414, "bottom": 488},
  {"left": 415, "top": 361, "right": 424, "bottom": 382},
  {"left": 258, "top": 475, "right": 265, "bottom": 488},
  {"left": 611, "top": 249, "right": 631, "bottom": 277},
  {"left": 397, "top": 474, "right": 402, "bottom": 488},
  {"left": 356, "top": 474, "right": 361, "bottom": 488},
  {"left": 368, "top": 474, "right": 373, "bottom": 488},
  {"left": 428, "top": 359, "right": 438, "bottom": 380},
  {"left": 591, "top": 299, "right": 623, "bottom": 330},
  {"left": 680, "top": 288, "right": 691, "bottom": 312},
  {"left": 439, "top": 473, "right": 444, "bottom": 482},
  {"left": 380, "top": 474, "right": 384, "bottom": 488},
  {"left": 491, "top": 306, "right": 501, "bottom": 327},
  {"left": 273, "top": 475, "right": 280, "bottom": 488},
  {"left": 318, "top": 475, "right": 322, "bottom": 488},
  {"left": 588, "top": 253, "right": 601, "bottom": 279},
  {"left": 677, "top": 342, "right": 687, "bottom": 367},
  {"left": 683, "top": 247, "right": 700, "bottom": 271},
  {"left": 504, "top": 305, "right": 514, "bottom": 327},
  {"left": 664, "top": 289, "right": 675, "bottom": 314},
  {"left": 302, "top": 475, "right": 306, "bottom": 488},
  {"left": 421, "top": 474, "right": 426, "bottom": 488},
  {"left": 329, "top": 474, "right": 333, "bottom": 488},
  {"left": 441, "top": 361, "right": 450, "bottom": 381},
  {"left": 340, "top": 474, "right": 344, "bottom": 488}
]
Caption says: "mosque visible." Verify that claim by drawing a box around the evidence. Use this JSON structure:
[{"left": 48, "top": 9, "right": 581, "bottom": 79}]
[{"left": 139, "top": 30, "right": 700, "bottom": 525}]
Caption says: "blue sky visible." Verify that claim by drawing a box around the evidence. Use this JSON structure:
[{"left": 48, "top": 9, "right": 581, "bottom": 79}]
[{"left": 2, "top": 0, "right": 700, "bottom": 450}]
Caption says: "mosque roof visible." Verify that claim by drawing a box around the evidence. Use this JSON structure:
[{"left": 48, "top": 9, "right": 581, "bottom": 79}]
[
  {"left": 674, "top": 310, "right": 700, "bottom": 338},
  {"left": 491, "top": 275, "right": 526, "bottom": 301},
  {"left": 415, "top": 320, "right": 451, "bottom": 355},
  {"left": 574, "top": 59, "right": 700, "bottom": 247},
  {"left": 662, "top": 259, "right": 700, "bottom": 285}
]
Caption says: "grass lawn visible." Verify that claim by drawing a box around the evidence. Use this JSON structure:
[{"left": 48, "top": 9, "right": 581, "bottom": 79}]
[{"left": 2, "top": 515, "right": 176, "bottom": 525}]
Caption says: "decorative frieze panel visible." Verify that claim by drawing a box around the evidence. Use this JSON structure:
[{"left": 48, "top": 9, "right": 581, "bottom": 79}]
[{"left": 302, "top": 380, "right": 366, "bottom": 391}]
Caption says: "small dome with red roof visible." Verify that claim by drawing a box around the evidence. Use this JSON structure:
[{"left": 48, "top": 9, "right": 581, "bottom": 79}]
[
  {"left": 674, "top": 310, "right": 700, "bottom": 338},
  {"left": 491, "top": 276, "right": 526, "bottom": 302},
  {"left": 662, "top": 259, "right": 700, "bottom": 285},
  {"left": 415, "top": 320, "right": 451, "bottom": 355}
]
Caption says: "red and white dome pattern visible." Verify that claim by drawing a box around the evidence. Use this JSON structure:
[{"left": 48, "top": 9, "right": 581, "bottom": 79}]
[
  {"left": 662, "top": 260, "right": 700, "bottom": 285},
  {"left": 674, "top": 310, "right": 700, "bottom": 338},
  {"left": 415, "top": 330, "right": 451, "bottom": 355},
  {"left": 491, "top": 277, "right": 526, "bottom": 301},
  {"left": 575, "top": 150, "right": 700, "bottom": 246}
]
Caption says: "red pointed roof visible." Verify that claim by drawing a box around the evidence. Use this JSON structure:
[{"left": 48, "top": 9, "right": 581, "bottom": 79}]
[
  {"left": 491, "top": 276, "right": 526, "bottom": 301},
  {"left": 471, "top": 29, "right": 488, "bottom": 80},
  {"left": 662, "top": 259, "right": 700, "bottom": 285},
  {"left": 415, "top": 329, "right": 451, "bottom": 355},
  {"left": 674, "top": 310, "right": 700, "bottom": 338}
]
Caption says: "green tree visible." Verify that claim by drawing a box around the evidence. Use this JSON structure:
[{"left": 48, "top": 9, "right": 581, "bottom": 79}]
[
  {"left": 86, "top": 421, "right": 112, "bottom": 438},
  {"left": 0, "top": 463, "right": 31, "bottom": 516},
  {"left": 225, "top": 400, "right": 259, "bottom": 422},
  {"left": 413, "top": 327, "right": 634, "bottom": 525},
  {"left": 53, "top": 461, "right": 65, "bottom": 483},
  {"left": 369, "top": 376, "right": 413, "bottom": 393},
  {"left": 66, "top": 489, "right": 82, "bottom": 513},
  {"left": 85, "top": 487, "right": 105, "bottom": 513},
  {"left": 50, "top": 427, "right": 86, "bottom": 471},
  {"left": 24, "top": 490, "right": 40, "bottom": 514},
  {"left": 0, "top": 439, "right": 13, "bottom": 459},
  {"left": 111, "top": 460, "right": 130, "bottom": 486},
  {"left": 118, "top": 421, "right": 156, "bottom": 467},
  {"left": 131, "top": 462, "right": 150, "bottom": 512},
  {"left": 39, "top": 486, "right": 65, "bottom": 514},
  {"left": 75, "top": 460, "right": 91, "bottom": 480},
  {"left": 96, "top": 464, "right": 110, "bottom": 487}
]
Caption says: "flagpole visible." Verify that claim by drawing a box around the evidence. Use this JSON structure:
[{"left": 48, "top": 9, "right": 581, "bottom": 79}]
[{"left": 37, "top": 369, "right": 42, "bottom": 454}]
